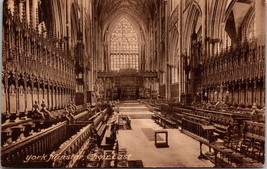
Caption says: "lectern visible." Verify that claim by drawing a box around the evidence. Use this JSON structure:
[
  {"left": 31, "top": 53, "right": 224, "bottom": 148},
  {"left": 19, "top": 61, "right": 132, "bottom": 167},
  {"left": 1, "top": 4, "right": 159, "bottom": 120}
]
[{"left": 154, "top": 130, "right": 169, "bottom": 148}]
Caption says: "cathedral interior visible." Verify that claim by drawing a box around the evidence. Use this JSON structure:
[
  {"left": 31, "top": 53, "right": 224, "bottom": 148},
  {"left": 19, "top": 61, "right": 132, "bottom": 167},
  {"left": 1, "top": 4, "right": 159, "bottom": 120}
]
[{"left": 1, "top": 0, "right": 266, "bottom": 168}]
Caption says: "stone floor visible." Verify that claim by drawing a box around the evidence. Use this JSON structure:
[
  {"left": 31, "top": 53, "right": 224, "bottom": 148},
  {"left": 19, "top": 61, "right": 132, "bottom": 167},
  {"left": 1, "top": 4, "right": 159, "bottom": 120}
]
[
  {"left": 118, "top": 102, "right": 153, "bottom": 119},
  {"left": 117, "top": 119, "right": 214, "bottom": 167},
  {"left": 117, "top": 101, "right": 214, "bottom": 168}
]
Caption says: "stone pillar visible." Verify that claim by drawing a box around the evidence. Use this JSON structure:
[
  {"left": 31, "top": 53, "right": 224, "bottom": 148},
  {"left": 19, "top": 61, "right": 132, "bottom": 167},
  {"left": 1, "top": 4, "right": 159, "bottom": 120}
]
[
  {"left": 31, "top": 0, "right": 38, "bottom": 28},
  {"left": 254, "top": 80, "right": 257, "bottom": 105},
  {"left": 51, "top": 85, "right": 54, "bottom": 110},
  {"left": 4, "top": 75, "right": 9, "bottom": 117},
  {"left": 49, "top": 85, "right": 52, "bottom": 110},
  {"left": 245, "top": 82, "right": 248, "bottom": 106},
  {"left": 255, "top": 0, "right": 266, "bottom": 45},
  {"left": 178, "top": 0, "right": 183, "bottom": 102},
  {"left": 202, "top": 0, "right": 207, "bottom": 61},
  {"left": 23, "top": 77, "right": 28, "bottom": 115},
  {"left": 261, "top": 79, "right": 265, "bottom": 107},
  {"left": 219, "top": 83, "right": 223, "bottom": 102},
  {"left": 14, "top": 74, "right": 20, "bottom": 116},
  {"left": 18, "top": 0, "right": 24, "bottom": 21},
  {"left": 25, "top": 0, "right": 30, "bottom": 24}
]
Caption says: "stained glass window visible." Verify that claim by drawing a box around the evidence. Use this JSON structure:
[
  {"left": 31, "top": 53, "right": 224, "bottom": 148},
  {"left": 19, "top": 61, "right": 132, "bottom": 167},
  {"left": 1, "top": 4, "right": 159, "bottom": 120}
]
[{"left": 110, "top": 18, "right": 139, "bottom": 71}]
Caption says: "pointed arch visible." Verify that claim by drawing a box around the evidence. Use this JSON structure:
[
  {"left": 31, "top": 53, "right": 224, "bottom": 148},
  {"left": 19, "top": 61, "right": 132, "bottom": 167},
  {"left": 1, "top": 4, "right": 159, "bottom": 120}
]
[
  {"left": 105, "top": 14, "right": 142, "bottom": 43},
  {"left": 109, "top": 17, "right": 140, "bottom": 71},
  {"left": 70, "top": 2, "right": 80, "bottom": 44},
  {"left": 183, "top": 2, "right": 202, "bottom": 52}
]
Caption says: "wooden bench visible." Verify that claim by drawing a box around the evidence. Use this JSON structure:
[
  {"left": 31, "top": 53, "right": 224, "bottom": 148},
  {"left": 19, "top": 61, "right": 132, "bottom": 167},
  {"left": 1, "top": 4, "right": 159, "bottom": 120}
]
[
  {"left": 96, "top": 121, "right": 106, "bottom": 137},
  {"left": 1, "top": 122, "right": 68, "bottom": 167},
  {"left": 198, "top": 140, "right": 263, "bottom": 168},
  {"left": 52, "top": 124, "right": 94, "bottom": 168},
  {"left": 213, "top": 124, "right": 229, "bottom": 137},
  {"left": 154, "top": 114, "right": 177, "bottom": 128},
  {"left": 100, "top": 124, "right": 114, "bottom": 149}
]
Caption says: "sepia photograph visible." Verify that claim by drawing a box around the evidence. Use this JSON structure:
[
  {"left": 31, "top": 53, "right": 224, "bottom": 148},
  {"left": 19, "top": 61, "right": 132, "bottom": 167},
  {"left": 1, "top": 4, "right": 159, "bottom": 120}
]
[{"left": 1, "top": 0, "right": 266, "bottom": 168}]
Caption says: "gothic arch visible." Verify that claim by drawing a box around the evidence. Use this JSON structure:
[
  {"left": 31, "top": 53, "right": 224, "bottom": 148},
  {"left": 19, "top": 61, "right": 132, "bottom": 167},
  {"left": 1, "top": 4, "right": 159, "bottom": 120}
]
[
  {"left": 169, "top": 26, "right": 179, "bottom": 64},
  {"left": 224, "top": 0, "right": 255, "bottom": 44},
  {"left": 102, "top": 11, "right": 147, "bottom": 42},
  {"left": 70, "top": 2, "right": 80, "bottom": 43},
  {"left": 183, "top": 2, "right": 202, "bottom": 52},
  {"left": 107, "top": 17, "right": 140, "bottom": 71},
  {"left": 225, "top": 0, "right": 238, "bottom": 23},
  {"left": 104, "top": 14, "right": 143, "bottom": 43}
]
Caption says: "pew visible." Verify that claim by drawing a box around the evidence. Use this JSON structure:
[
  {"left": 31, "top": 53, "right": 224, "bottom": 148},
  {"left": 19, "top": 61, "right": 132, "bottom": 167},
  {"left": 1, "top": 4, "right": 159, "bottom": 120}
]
[
  {"left": 22, "top": 122, "right": 35, "bottom": 137},
  {"left": 74, "top": 110, "right": 90, "bottom": 122},
  {"left": 52, "top": 124, "right": 94, "bottom": 168},
  {"left": 1, "top": 122, "right": 68, "bottom": 167},
  {"left": 174, "top": 106, "right": 250, "bottom": 139},
  {"left": 169, "top": 113, "right": 183, "bottom": 127},
  {"left": 2, "top": 118, "right": 32, "bottom": 130},
  {"left": 198, "top": 138, "right": 264, "bottom": 168},
  {"left": 100, "top": 140, "right": 129, "bottom": 168},
  {"left": 2, "top": 128, "right": 12, "bottom": 147},
  {"left": 1, "top": 102, "right": 113, "bottom": 166},
  {"left": 240, "top": 121, "right": 265, "bottom": 162},
  {"left": 160, "top": 103, "right": 169, "bottom": 113},
  {"left": 197, "top": 120, "right": 265, "bottom": 167},
  {"left": 100, "top": 124, "right": 114, "bottom": 149},
  {"left": 87, "top": 107, "right": 113, "bottom": 145},
  {"left": 154, "top": 114, "right": 178, "bottom": 129}
]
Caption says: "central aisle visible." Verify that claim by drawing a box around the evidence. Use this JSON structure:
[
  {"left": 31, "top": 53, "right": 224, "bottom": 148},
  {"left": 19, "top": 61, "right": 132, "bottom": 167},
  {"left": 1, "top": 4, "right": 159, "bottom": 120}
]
[
  {"left": 117, "top": 102, "right": 214, "bottom": 167},
  {"left": 118, "top": 101, "right": 153, "bottom": 119}
]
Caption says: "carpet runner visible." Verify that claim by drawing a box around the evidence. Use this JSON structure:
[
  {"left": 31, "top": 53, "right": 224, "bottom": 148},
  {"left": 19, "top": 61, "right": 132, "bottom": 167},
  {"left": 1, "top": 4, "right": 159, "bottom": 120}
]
[{"left": 141, "top": 128, "right": 164, "bottom": 141}]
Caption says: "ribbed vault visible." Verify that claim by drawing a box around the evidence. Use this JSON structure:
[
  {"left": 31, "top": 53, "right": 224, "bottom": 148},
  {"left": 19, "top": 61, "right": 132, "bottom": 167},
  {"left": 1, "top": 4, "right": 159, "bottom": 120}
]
[{"left": 95, "top": 0, "right": 157, "bottom": 35}]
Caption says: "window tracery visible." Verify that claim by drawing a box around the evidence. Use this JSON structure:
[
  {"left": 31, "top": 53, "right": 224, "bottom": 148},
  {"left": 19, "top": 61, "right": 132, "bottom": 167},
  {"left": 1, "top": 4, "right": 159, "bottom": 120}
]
[{"left": 110, "top": 18, "right": 139, "bottom": 71}]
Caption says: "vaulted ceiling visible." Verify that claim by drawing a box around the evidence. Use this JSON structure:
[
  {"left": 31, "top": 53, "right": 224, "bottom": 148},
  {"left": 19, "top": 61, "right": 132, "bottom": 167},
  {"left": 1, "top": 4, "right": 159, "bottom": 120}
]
[
  {"left": 94, "top": 0, "right": 157, "bottom": 31},
  {"left": 225, "top": 0, "right": 254, "bottom": 41}
]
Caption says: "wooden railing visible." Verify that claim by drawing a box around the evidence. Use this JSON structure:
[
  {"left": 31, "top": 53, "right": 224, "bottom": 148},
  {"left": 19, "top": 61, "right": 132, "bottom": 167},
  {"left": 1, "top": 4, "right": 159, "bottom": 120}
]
[
  {"left": 52, "top": 124, "right": 93, "bottom": 168},
  {"left": 152, "top": 103, "right": 252, "bottom": 141},
  {"left": 1, "top": 104, "right": 95, "bottom": 167},
  {"left": 1, "top": 121, "right": 67, "bottom": 167},
  {"left": 198, "top": 120, "right": 265, "bottom": 167},
  {"left": 181, "top": 116, "right": 214, "bottom": 142},
  {"left": 243, "top": 121, "right": 265, "bottom": 142},
  {"left": 153, "top": 114, "right": 178, "bottom": 128}
]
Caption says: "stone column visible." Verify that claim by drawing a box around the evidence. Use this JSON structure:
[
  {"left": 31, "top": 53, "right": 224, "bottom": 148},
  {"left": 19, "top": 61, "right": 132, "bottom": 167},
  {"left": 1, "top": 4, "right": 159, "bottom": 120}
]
[
  {"left": 178, "top": 0, "right": 183, "bottom": 101},
  {"left": 14, "top": 74, "right": 20, "bottom": 116},
  {"left": 47, "top": 84, "right": 51, "bottom": 110},
  {"left": 23, "top": 77, "right": 28, "bottom": 115},
  {"left": 253, "top": 80, "right": 257, "bottom": 105},
  {"left": 4, "top": 75, "right": 9, "bottom": 117},
  {"left": 261, "top": 79, "right": 265, "bottom": 107},
  {"left": 245, "top": 82, "right": 249, "bottom": 106},
  {"left": 31, "top": 0, "right": 38, "bottom": 28},
  {"left": 18, "top": 0, "right": 24, "bottom": 21},
  {"left": 25, "top": 0, "right": 30, "bottom": 24},
  {"left": 255, "top": 0, "right": 266, "bottom": 45}
]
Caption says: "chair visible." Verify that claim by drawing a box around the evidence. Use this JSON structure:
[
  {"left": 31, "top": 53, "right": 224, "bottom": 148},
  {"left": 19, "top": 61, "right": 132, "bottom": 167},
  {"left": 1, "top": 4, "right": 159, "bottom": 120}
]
[
  {"left": 223, "top": 136, "right": 231, "bottom": 147},
  {"left": 229, "top": 138, "right": 241, "bottom": 152},
  {"left": 250, "top": 141, "right": 264, "bottom": 162},
  {"left": 240, "top": 138, "right": 252, "bottom": 157}
]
